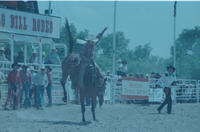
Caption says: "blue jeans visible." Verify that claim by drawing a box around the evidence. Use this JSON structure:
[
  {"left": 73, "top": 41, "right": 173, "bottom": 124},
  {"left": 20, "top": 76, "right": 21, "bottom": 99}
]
[
  {"left": 20, "top": 83, "right": 31, "bottom": 108},
  {"left": 46, "top": 84, "right": 52, "bottom": 105},
  {"left": 30, "top": 85, "right": 36, "bottom": 106},
  {"left": 36, "top": 86, "right": 44, "bottom": 108}
]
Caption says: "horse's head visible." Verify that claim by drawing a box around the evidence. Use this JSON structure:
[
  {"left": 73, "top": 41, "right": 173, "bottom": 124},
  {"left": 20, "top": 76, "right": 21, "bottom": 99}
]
[{"left": 83, "top": 40, "right": 97, "bottom": 58}]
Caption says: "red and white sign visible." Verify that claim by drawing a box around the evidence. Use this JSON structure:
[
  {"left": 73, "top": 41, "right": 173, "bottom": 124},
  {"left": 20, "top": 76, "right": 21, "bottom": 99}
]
[
  {"left": 0, "top": 8, "right": 61, "bottom": 38},
  {"left": 122, "top": 77, "right": 149, "bottom": 100}
]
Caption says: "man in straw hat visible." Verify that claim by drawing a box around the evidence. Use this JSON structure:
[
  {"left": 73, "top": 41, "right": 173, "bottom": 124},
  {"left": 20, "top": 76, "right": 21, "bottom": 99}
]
[
  {"left": 5, "top": 62, "right": 21, "bottom": 110},
  {"left": 46, "top": 46, "right": 61, "bottom": 64},
  {"left": 29, "top": 50, "right": 39, "bottom": 63},
  {"left": 157, "top": 65, "right": 177, "bottom": 114}
]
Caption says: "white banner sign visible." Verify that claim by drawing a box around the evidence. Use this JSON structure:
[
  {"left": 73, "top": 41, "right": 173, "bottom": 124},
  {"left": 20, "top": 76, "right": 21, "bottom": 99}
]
[
  {"left": 122, "top": 78, "right": 149, "bottom": 99},
  {"left": 0, "top": 8, "right": 61, "bottom": 38},
  {"left": 149, "top": 88, "right": 164, "bottom": 103}
]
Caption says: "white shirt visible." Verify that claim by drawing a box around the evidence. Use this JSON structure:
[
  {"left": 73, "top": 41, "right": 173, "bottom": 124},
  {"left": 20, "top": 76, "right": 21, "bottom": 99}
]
[
  {"left": 35, "top": 72, "right": 48, "bottom": 87},
  {"left": 30, "top": 72, "right": 37, "bottom": 85},
  {"left": 159, "top": 72, "right": 175, "bottom": 88}
]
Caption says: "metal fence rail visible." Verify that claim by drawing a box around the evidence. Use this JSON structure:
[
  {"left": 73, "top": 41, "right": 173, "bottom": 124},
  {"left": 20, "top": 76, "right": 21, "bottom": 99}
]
[{"left": 1, "top": 61, "right": 200, "bottom": 105}]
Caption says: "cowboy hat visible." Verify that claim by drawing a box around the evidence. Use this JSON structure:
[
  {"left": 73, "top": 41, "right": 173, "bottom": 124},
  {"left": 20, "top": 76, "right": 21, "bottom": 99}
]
[
  {"left": 11, "top": 63, "right": 20, "bottom": 68},
  {"left": 32, "top": 50, "right": 37, "bottom": 54},
  {"left": 167, "top": 65, "right": 175, "bottom": 71},
  {"left": 42, "top": 52, "right": 46, "bottom": 56},
  {"left": 51, "top": 45, "right": 57, "bottom": 50},
  {"left": 28, "top": 66, "right": 34, "bottom": 71},
  {"left": 22, "top": 64, "right": 29, "bottom": 68},
  {"left": 0, "top": 47, "right": 5, "bottom": 51},
  {"left": 40, "top": 65, "right": 45, "bottom": 70},
  {"left": 117, "top": 59, "right": 122, "bottom": 62},
  {"left": 45, "top": 65, "right": 52, "bottom": 71},
  {"left": 76, "top": 39, "right": 87, "bottom": 45}
]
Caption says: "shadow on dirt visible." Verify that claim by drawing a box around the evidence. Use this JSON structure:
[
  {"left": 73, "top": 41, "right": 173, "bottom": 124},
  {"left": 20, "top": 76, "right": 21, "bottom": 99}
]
[{"left": 37, "top": 120, "right": 92, "bottom": 126}]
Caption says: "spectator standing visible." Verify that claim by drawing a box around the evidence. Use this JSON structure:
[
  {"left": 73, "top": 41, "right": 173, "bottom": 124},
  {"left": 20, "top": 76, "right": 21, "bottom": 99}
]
[
  {"left": 45, "top": 47, "right": 61, "bottom": 64},
  {"left": 19, "top": 64, "right": 31, "bottom": 108},
  {"left": 45, "top": 66, "right": 52, "bottom": 107},
  {"left": 5, "top": 63, "right": 21, "bottom": 110},
  {"left": 29, "top": 66, "right": 37, "bottom": 107},
  {"left": 0, "top": 71, "right": 5, "bottom": 109},
  {"left": 35, "top": 66, "right": 48, "bottom": 109},
  {"left": 116, "top": 59, "right": 123, "bottom": 76},
  {"left": 29, "top": 50, "right": 39, "bottom": 64},
  {"left": 0, "top": 46, "right": 8, "bottom": 61},
  {"left": 15, "top": 50, "right": 24, "bottom": 63},
  {"left": 121, "top": 60, "right": 128, "bottom": 77}
]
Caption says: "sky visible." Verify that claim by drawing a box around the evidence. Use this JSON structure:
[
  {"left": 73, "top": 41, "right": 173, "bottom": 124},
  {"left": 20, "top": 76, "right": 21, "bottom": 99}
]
[{"left": 38, "top": 1, "right": 200, "bottom": 58}]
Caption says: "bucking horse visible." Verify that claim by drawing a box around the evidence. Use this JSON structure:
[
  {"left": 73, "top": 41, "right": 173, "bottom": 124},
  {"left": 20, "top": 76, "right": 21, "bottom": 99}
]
[{"left": 60, "top": 19, "right": 108, "bottom": 121}]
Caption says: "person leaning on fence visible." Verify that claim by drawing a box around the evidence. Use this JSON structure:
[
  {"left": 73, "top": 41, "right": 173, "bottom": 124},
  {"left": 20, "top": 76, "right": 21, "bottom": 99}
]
[
  {"left": 45, "top": 47, "right": 61, "bottom": 65},
  {"left": 0, "top": 71, "right": 5, "bottom": 109},
  {"left": 35, "top": 65, "right": 48, "bottom": 110},
  {"left": 45, "top": 66, "right": 52, "bottom": 107},
  {"left": 19, "top": 64, "right": 32, "bottom": 108},
  {"left": 157, "top": 65, "right": 176, "bottom": 114},
  {"left": 5, "top": 63, "right": 22, "bottom": 110}
]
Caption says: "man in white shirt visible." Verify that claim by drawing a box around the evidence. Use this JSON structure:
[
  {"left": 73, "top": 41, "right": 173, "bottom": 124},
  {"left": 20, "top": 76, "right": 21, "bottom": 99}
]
[
  {"left": 35, "top": 65, "right": 48, "bottom": 109},
  {"left": 157, "top": 65, "right": 176, "bottom": 114}
]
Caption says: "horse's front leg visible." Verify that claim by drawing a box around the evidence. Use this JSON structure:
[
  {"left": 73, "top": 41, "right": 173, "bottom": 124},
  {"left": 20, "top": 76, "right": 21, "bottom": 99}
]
[
  {"left": 80, "top": 93, "right": 86, "bottom": 122},
  {"left": 60, "top": 72, "right": 68, "bottom": 103},
  {"left": 91, "top": 96, "right": 96, "bottom": 121}
]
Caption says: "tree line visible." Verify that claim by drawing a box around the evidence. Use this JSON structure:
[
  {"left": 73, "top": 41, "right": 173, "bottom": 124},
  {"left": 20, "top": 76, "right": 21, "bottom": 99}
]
[{"left": 55, "top": 19, "right": 200, "bottom": 80}]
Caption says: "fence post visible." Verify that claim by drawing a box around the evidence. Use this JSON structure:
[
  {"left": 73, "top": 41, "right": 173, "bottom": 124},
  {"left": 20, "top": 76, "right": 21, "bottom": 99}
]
[
  {"left": 111, "top": 76, "right": 116, "bottom": 104},
  {"left": 197, "top": 81, "right": 199, "bottom": 104},
  {"left": 174, "top": 86, "right": 177, "bottom": 104}
]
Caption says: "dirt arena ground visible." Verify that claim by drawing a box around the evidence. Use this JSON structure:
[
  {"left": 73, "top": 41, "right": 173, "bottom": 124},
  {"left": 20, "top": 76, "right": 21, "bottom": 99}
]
[{"left": 0, "top": 103, "right": 199, "bottom": 132}]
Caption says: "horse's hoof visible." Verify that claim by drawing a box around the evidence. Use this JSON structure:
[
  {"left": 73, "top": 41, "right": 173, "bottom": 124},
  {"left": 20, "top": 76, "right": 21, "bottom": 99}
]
[
  {"left": 94, "top": 119, "right": 99, "bottom": 122},
  {"left": 62, "top": 97, "right": 67, "bottom": 102},
  {"left": 82, "top": 119, "right": 86, "bottom": 122}
]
